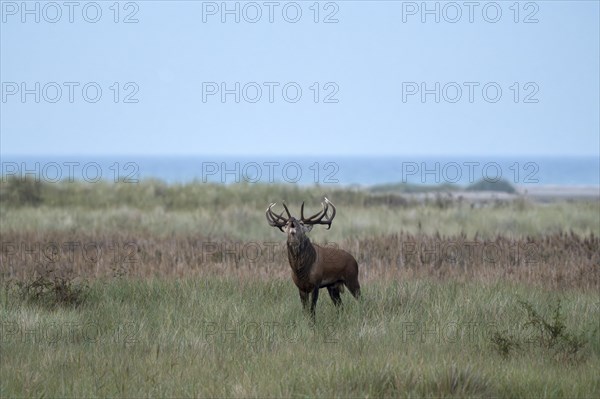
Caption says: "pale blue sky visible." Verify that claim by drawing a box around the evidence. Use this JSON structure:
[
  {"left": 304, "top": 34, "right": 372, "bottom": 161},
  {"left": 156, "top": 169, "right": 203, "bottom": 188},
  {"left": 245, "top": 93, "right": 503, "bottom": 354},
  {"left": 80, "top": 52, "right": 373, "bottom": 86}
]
[{"left": 1, "top": 0, "right": 598, "bottom": 156}]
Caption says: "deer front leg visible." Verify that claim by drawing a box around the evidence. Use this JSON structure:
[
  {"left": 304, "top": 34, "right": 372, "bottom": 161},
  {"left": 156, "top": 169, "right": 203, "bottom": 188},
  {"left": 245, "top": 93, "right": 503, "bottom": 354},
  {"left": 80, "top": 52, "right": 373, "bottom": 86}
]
[{"left": 310, "top": 287, "right": 320, "bottom": 320}]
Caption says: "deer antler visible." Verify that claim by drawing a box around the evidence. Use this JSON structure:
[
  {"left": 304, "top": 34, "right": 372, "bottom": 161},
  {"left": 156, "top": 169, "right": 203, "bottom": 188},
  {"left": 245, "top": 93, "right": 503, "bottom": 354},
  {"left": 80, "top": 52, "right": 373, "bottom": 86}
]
[
  {"left": 281, "top": 202, "right": 292, "bottom": 219},
  {"left": 266, "top": 203, "right": 289, "bottom": 232},
  {"left": 300, "top": 197, "right": 336, "bottom": 229}
]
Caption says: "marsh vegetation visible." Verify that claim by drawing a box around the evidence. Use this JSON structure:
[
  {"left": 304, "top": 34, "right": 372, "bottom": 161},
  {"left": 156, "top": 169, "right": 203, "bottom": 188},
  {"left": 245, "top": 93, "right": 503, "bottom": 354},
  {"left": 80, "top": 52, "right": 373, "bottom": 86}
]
[{"left": 1, "top": 179, "right": 599, "bottom": 397}]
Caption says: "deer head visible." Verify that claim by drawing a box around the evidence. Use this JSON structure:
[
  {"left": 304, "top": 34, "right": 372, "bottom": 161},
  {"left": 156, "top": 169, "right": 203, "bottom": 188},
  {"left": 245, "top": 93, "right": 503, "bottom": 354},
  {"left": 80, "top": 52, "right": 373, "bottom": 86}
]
[{"left": 265, "top": 198, "right": 336, "bottom": 243}]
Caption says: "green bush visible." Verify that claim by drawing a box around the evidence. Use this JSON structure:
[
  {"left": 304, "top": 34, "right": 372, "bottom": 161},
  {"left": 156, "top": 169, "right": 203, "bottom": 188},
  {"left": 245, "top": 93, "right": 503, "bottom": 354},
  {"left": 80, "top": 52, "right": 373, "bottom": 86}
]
[
  {"left": 0, "top": 177, "right": 43, "bottom": 206},
  {"left": 491, "top": 299, "right": 588, "bottom": 363},
  {"left": 467, "top": 178, "right": 516, "bottom": 193},
  {"left": 6, "top": 272, "right": 89, "bottom": 309}
]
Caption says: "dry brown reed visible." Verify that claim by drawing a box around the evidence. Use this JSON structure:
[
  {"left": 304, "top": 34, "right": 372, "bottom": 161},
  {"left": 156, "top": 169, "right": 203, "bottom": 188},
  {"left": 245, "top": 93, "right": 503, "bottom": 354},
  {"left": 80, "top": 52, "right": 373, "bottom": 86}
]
[{"left": 1, "top": 230, "right": 597, "bottom": 291}]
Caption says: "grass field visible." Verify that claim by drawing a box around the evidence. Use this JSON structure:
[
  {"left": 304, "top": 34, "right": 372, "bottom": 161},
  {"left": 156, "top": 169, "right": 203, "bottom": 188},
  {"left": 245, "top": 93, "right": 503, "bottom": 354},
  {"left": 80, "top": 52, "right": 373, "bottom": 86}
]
[
  {"left": 2, "top": 279, "right": 599, "bottom": 397},
  {"left": 1, "top": 180, "right": 599, "bottom": 397}
]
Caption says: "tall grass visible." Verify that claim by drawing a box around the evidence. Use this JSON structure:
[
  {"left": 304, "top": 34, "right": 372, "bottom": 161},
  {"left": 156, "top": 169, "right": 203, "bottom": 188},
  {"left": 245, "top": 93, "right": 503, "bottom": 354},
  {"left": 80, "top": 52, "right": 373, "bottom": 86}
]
[{"left": 1, "top": 279, "right": 598, "bottom": 397}]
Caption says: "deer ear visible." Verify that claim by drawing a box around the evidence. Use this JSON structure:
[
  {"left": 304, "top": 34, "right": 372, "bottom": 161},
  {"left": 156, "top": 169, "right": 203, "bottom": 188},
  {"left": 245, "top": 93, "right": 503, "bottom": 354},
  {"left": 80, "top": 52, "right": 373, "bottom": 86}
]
[{"left": 304, "top": 224, "right": 313, "bottom": 232}]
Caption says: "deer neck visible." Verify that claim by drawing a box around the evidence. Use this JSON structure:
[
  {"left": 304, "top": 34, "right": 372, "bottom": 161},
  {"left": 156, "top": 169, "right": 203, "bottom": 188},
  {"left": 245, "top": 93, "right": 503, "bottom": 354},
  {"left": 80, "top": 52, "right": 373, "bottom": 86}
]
[{"left": 286, "top": 236, "right": 316, "bottom": 278}]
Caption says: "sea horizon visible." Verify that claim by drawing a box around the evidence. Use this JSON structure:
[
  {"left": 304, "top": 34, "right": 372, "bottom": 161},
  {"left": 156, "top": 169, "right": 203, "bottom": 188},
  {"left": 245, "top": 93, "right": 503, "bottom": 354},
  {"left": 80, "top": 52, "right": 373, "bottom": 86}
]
[{"left": 1, "top": 154, "right": 598, "bottom": 188}]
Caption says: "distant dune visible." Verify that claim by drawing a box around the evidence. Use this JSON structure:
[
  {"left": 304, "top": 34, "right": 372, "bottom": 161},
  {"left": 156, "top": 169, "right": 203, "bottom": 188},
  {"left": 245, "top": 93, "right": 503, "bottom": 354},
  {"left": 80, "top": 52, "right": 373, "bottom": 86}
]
[
  {"left": 394, "top": 185, "right": 600, "bottom": 204},
  {"left": 516, "top": 185, "right": 600, "bottom": 201}
]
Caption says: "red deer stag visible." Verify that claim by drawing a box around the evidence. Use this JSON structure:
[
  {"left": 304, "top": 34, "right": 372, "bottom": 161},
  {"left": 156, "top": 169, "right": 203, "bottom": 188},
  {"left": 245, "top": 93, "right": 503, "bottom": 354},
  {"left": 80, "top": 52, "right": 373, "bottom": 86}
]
[{"left": 266, "top": 198, "right": 361, "bottom": 319}]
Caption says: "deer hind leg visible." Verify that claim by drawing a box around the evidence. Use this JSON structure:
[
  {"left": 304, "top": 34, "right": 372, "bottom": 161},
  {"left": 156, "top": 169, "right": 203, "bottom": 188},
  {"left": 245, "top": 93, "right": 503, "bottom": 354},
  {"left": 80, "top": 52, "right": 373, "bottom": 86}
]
[
  {"left": 327, "top": 283, "right": 343, "bottom": 307},
  {"left": 299, "top": 290, "right": 309, "bottom": 312}
]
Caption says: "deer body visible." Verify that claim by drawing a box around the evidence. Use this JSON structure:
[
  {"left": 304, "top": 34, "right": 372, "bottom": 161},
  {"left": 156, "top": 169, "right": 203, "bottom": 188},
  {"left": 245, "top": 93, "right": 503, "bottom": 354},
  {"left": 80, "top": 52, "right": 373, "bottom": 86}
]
[
  {"left": 287, "top": 241, "right": 359, "bottom": 292},
  {"left": 266, "top": 199, "right": 361, "bottom": 319}
]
